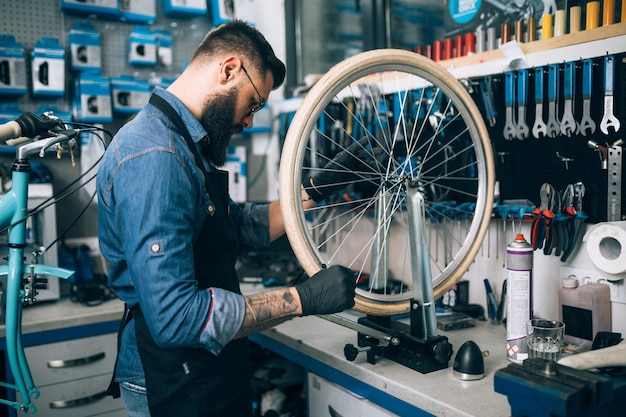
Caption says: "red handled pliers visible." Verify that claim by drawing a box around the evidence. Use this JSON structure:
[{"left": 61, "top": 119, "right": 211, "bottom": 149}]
[{"left": 531, "top": 183, "right": 556, "bottom": 251}]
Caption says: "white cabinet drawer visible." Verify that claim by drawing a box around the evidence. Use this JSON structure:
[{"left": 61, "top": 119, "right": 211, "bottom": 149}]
[
  {"left": 25, "top": 333, "right": 117, "bottom": 386},
  {"left": 18, "top": 373, "right": 124, "bottom": 417},
  {"left": 308, "top": 372, "right": 398, "bottom": 417}
]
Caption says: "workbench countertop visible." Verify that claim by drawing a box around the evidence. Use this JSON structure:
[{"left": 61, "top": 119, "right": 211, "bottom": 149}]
[
  {"left": 0, "top": 297, "right": 125, "bottom": 338},
  {"left": 2, "top": 288, "right": 512, "bottom": 416},
  {"left": 254, "top": 304, "right": 512, "bottom": 417}
]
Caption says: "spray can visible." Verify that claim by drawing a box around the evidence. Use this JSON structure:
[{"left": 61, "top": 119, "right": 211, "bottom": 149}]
[{"left": 506, "top": 233, "right": 533, "bottom": 362}]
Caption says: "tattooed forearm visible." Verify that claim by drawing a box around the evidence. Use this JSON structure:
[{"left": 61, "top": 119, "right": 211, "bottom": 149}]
[{"left": 234, "top": 287, "right": 302, "bottom": 339}]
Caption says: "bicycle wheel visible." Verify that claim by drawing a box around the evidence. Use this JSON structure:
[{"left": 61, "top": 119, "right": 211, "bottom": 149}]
[{"left": 279, "top": 49, "right": 495, "bottom": 316}]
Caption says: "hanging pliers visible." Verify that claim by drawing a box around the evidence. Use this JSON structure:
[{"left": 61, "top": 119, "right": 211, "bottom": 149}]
[
  {"left": 561, "top": 182, "right": 587, "bottom": 262},
  {"left": 531, "top": 183, "right": 556, "bottom": 250},
  {"left": 550, "top": 190, "right": 566, "bottom": 256},
  {"left": 554, "top": 186, "right": 573, "bottom": 256}
]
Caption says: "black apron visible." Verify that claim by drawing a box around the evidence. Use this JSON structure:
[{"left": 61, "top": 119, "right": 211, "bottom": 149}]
[{"left": 112, "top": 94, "right": 252, "bottom": 417}]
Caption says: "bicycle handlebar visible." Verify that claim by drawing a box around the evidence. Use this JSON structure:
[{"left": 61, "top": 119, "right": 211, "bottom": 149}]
[
  {"left": 0, "top": 112, "right": 89, "bottom": 161},
  {"left": 0, "top": 112, "right": 66, "bottom": 142},
  {"left": 16, "top": 128, "right": 80, "bottom": 160}
]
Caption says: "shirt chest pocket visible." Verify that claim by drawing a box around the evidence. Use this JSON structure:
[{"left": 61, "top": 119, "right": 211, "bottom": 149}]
[
  {"left": 203, "top": 192, "right": 217, "bottom": 217},
  {"left": 199, "top": 190, "right": 230, "bottom": 229}
]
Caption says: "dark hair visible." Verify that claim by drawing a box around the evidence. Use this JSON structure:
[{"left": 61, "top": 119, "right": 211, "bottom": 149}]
[{"left": 191, "top": 20, "right": 286, "bottom": 90}]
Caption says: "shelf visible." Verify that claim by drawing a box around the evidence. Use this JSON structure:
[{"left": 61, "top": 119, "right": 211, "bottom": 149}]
[{"left": 440, "top": 22, "right": 626, "bottom": 79}]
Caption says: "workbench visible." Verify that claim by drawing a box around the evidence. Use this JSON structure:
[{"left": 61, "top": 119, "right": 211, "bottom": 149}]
[
  {"left": 1, "top": 294, "right": 512, "bottom": 416},
  {"left": 250, "top": 305, "right": 512, "bottom": 416}
]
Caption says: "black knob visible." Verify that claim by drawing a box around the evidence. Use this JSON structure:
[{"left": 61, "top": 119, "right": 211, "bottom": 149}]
[
  {"left": 344, "top": 344, "right": 359, "bottom": 361},
  {"left": 433, "top": 340, "right": 453, "bottom": 364}
]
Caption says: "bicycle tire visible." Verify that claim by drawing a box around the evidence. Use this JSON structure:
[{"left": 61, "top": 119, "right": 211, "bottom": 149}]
[{"left": 279, "top": 49, "right": 495, "bottom": 316}]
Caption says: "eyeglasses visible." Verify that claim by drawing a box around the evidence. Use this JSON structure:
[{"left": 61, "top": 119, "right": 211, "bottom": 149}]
[{"left": 241, "top": 65, "right": 266, "bottom": 114}]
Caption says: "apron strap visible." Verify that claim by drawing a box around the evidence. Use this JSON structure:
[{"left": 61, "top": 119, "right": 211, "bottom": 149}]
[
  {"left": 106, "top": 304, "right": 133, "bottom": 398},
  {"left": 149, "top": 94, "right": 211, "bottom": 186}
]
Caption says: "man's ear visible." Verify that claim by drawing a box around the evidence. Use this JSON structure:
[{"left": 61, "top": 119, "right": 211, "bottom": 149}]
[{"left": 219, "top": 56, "right": 242, "bottom": 85}]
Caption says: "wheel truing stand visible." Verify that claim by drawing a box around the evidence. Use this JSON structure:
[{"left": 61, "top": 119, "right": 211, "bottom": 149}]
[{"left": 341, "top": 182, "right": 453, "bottom": 373}]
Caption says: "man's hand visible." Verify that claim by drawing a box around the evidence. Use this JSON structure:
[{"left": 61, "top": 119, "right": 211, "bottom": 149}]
[
  {"left": 303, "top": 137, "right": 388, "bottom": 202},
  {"left": 295, "top": 265, "right": 357, "bottom": 316}
]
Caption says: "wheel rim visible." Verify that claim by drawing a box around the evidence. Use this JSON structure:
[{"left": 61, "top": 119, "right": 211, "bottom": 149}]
[{"left": 280, "top": 49, "right": 495, "bottom": 316}]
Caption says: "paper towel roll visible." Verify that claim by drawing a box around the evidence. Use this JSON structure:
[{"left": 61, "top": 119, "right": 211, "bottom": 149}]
[{"left": 583, "top": 221, "right": 626, "bottom": 279}]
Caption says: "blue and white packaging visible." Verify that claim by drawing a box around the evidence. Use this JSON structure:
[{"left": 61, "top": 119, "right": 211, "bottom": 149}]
[
  {"left": 0, "top": 34, "right": 27, "bottom": 96},
  {"left": 31, "top": 37, "right": 66, "bottom": 97},
  {"left": 210, "top": 0, "right": 234, "bottom": 25},
  {"left": 225, "top": 145, "right": 247, "bottom": 203},
  {"left": 128, "top": 26, "right": 157, "bottom": 66},
  {"left": 155, "top": 29, "right": 173, "bottom": 68},
  {"left": 61, "top": 0, "right": 121, "bottom": 19},
  {"left": 111, "top": 75, "right": 151, "bottom": 115},
  {"left": 120, "top": 0, "right": 156, "bottom": 23},
  {"left": 73, "top": 71, "right": 112, "bottom": 123},
  {"left": 69, "top": 22, "right": 101, "bottom": 72},
  {"left": 163, "top": 0, "right": 207, "bottom": 18}
]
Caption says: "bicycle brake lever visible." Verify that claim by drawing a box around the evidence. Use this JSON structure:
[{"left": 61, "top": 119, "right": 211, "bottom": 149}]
[
  {"left": 38, "top": 129, "right": 78, "bottom": 157},
  {"left": 16, "top": 129, "right": 78, "bottom": 160}
]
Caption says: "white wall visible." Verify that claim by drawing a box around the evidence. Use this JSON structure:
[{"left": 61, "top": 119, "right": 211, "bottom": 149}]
[{"left": 463, "top": 220, "right": 626, "bottom": 338}]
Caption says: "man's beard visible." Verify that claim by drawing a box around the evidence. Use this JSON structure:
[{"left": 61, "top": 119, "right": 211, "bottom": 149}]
[{"left": 200, "top": 88, "right": 243, "bottom": 167}]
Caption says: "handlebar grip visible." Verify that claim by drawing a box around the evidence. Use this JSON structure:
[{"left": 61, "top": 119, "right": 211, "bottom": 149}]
[
  {"left": 0, "top": 121, "right": 21, "bottom": 143},
  {"left": 5, "top": 137, "right": 31, "bottom": 147}
]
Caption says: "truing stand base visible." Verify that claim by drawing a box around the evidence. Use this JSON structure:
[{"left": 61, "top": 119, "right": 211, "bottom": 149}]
[{"left": 346, "top": 301, "right": 453, "bottom": 374}]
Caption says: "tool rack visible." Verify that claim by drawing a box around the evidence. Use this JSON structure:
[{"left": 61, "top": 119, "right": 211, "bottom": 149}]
[{"left": 442, "top": 23, "right": 626, "bottom": 224}]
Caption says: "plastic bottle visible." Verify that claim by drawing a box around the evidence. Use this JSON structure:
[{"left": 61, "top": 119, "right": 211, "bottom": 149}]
[
  {"left": 506, "top": 233, "right": 533, "bottom": 362},
  {"left": 559, "top": 278, "right": 611, "bottom": 350}
]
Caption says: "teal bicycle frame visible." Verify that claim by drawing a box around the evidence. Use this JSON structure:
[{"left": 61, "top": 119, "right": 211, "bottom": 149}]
[{"left": 0, "top": 133, "right": 79, "bottom": 414}]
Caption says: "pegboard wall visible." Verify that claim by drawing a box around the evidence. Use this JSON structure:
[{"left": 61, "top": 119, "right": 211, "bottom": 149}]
[
  {"left": 0, "top": 0, "right": 217, "bottom": 240},
  {"left": 1, "top": 0, "right": 213, "bottom": 116},
  {"left": 468, "top": 52, "right": 626, "bottom": 224}
]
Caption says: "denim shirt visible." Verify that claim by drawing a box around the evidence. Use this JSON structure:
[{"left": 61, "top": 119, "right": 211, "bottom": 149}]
[{"left": 96, "top": 87, "right": 271, "bottom": 381}]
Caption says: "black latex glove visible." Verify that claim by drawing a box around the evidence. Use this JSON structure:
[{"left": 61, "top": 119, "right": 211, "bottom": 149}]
[
  {"left": 295, "top": 265, "right": 357, "bottom": 316},
  {"left": 303, "top": 137, "right": 388, "bottom": 202}
]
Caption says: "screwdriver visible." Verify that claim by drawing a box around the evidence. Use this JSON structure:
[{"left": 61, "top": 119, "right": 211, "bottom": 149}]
[
  {"left": 603, "top": 0, "right": 615, "bottom": 25},
  {"left": 515, "top": 20, "right": 524, "bottom": 43},
  {"left": 527, "top": 17, "right": 537, "bottom": 41},
  {"left": 554, "top": 10, "right": 566, "bottom": 36},
  {"left": 587, "top": 1, "right": 600, "bottom": 29},
  {"left": 570, "top": 6, "right": 582, "bottom": 33},
  {"left": 501, "top": 23, "right": 511, "bottom": 44},
  {"left": 542, "top": 13, "right": 553, "bottom": 39}
]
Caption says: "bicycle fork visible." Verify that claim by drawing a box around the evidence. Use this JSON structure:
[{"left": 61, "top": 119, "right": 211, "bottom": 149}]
[{"left": 0, "top": 161, "right": 74, "bottom": 414}]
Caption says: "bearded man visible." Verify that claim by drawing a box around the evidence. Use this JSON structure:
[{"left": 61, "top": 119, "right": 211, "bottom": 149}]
[{"left": 97, "top": 20, "right": 358, "bottom": 417}]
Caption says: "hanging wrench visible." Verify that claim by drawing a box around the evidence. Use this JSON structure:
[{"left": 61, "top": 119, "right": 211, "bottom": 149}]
[
  {"left": 503, "top": 71, "right": 517, "bottom": 139},
  {"left": 532, "top": 67, "right": 548, "bottom": 138},
  {"left": 546, "top": 64, "right": 561, "bottom": 138},
  {"left": 516, "top": 69, "right": 529, "bottom": 139},
  {"left": 600, "top": 55, "right": 621, "bottom": 135},
  {"left": 479, "top": 76, "right": 497, "bottom": 127},
  {"left": 560, "top": 61, "right": 578, "bottom": 136},
  {"left": 577, "top": 58, "right": 596, "bottom": 136}
]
